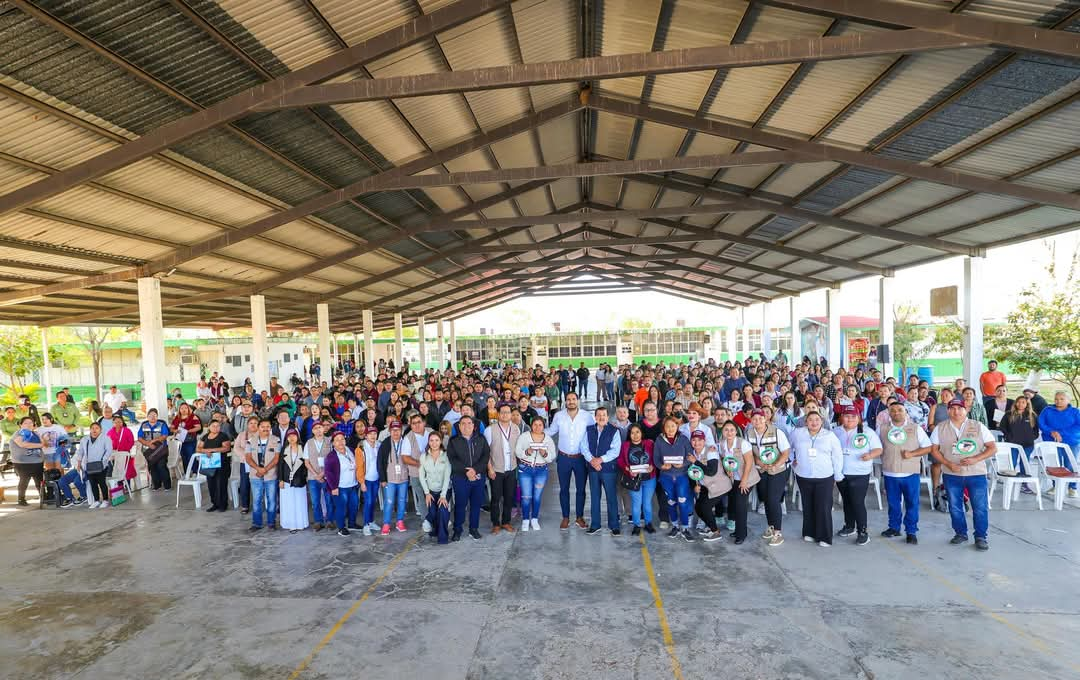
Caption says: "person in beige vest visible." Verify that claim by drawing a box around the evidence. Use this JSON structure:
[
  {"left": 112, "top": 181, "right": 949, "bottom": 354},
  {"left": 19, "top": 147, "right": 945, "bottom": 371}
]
[
  {"left": 378, "top": 421, "right": 410, "bottom": 535},
  {"left": 877, "top": 402, "right": 932, "bottom": 544},
  {"left": 485, "top": 403, "right": 520, "bottom": 533},
  {"left": 930, "top": 398, "right": 996, "bottom": 551},
  {"left": 402, "top": 411, "right": 433, "bottom": 533}
]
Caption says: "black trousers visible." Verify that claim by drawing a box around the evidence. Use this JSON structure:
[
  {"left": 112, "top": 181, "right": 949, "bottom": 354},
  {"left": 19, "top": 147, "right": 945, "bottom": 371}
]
[
  {"left": 798, "top": 475, "right": 835, "bottom": 544},
  {"left": 15, "top": 462, "right": 43, "bottom": 501},
  {"left": 87, "top": 471, "right": 109, "bottom": 504},
  {"left": 654, "top": 477, "right": 669, "bottom": 523},
  {"left": 149, "top": 456, "right": 171, "bottom": 490},
  {"left": 489, "top": 469, "right": 518, "bottom": 526},
  {"left": 837, "top": 474, "right": 870, "bottom": 533},
  {"left": 729, "top": 486, "right": 750, "bottom": 540},
  {"left": 695, "top": 491, "right": 725, "bottom": 531},
  {"left": 206, "top": 464, "right": 232, "bottom": 509},
  {"left": 758, "top": 469, "right": 789, "bottom": 532}
]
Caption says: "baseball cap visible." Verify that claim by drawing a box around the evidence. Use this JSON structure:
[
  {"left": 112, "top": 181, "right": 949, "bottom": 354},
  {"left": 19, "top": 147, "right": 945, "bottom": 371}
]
[
  {"left": 839, "top": 405, "right": 858, "bottom": 416},
  {"left": 389, "top": 420, "right": 403, "bottom": 430},
  {"left": 750, "top": 408, "right": 765, "bottom": 418},
  {"left": 690, "top": 430, "right": 706, "bottom": 442},
  {"left": 947, "top": 398, "right": 966, "bottom": 408},
  {"left": 364, "top": 426, "right": 378, "bottom": 435}
]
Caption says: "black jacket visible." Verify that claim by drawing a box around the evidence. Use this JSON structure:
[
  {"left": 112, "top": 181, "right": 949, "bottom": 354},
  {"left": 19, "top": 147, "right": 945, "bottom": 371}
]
[
  {"left": 447, "top": 432, "right": 490, "bottom": 478},
  {"left": 983, "top": 397, "right": 1014, "bottom": 430}
]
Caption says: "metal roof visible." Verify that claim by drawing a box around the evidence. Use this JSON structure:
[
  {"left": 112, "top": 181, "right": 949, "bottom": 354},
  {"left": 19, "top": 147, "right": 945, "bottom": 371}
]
[{"left": 0, "top": 0, "right": 1076, "bottom": 332}]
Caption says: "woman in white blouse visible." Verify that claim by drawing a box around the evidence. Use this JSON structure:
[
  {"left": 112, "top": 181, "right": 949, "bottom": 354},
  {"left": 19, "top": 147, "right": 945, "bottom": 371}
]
[
  {"left": 514, "top": 415, "right": 556, "bottom": 532},
  {"left": 789, "top": 411, "right": 844, "bottom": 547}
]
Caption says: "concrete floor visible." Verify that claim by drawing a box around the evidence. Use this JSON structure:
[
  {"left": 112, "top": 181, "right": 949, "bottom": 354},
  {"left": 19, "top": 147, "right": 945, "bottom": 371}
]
[{"left": 2, "top": 465, "right": 1079, "bottom": 680}]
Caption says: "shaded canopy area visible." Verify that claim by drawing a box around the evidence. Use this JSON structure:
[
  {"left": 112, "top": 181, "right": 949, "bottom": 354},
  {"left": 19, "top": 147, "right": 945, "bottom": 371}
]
[{"left": 0, "top": 0, "right": 1077, "bottom": 333}]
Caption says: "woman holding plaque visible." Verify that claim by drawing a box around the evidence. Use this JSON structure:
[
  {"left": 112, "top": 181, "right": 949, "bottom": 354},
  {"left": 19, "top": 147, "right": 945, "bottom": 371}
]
[
  {"left": 617, "top": 423, "right": 656, "bottom": 536},
  {"left": 653, "top": 416, "right": 695, "bottom": 541},
  {"left": 515, "top": 415, "right": 556, "bottom": 531},
  {"left": 196, "top": 418, "right": 231, "bottom": 513},
  {"left": 746, "top": 408, "right": 791, "bottom": 547},
  {"left": 707, "top": 420, "right": 757, "bottom": 544},
  {"left": 832, "top": 405, "right": 883, "bottom": 546}
]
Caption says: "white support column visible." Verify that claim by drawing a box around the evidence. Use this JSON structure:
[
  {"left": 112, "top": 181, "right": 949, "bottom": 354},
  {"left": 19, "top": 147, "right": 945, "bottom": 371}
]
[
  {"left": 137, "top": 277, "right": 167, "bottom": 416},
  {"left": 417, "top": 315, "right": 427, "bottom": 373},
  {"left": 40, "top": 327, "right": 52, "bottom": 407},
  {"left": 317, "top": 303, "right": 332, "bottom": 384},
  {"left": 761, "top": 302, "right": 772, "bottom": 360},
  {"left": 726, "top": 311, "right": 737, "bottom": 363},
  {"left": 789, "top": 296, "right": 801, "bottom": 365},
  {"left": 363, "top": 310, "right": 375, "bottom": 379},
  {"left": 879, "top": 275, "right": 895, "bottom": 381},
  {"left": 393, "top": 313, "right": 404, "bottom": 370},
  {"left": 963, "top": 256, "right": 985, "bottom": 389},
  {"left": 827, "top": 287, "right": 842, "bottom": 368},
  {"left": 449, "top": 320, "right": 457, "bottom": 371},
  {"left": 353, "top": 331, "right": 360, "bottom": 374},
  {"left": 436, "top": 318, "right": 445, "bottom": 371},
  {"left": 250, "top": 295, "right": 269, "bottom": 390},
  {"left": 740, "top": 308, "right": 749, "bottom": 361}
]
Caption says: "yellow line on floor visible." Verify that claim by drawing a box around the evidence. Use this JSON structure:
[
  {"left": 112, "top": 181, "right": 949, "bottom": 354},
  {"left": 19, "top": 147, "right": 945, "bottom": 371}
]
[
  {"left": 882, "top": 539, "right": 1080, "bottom": 673},
  {"left": 288, "top": 535, "right": 420, "bottom": 679},
  {"left": 639, "top": 534, "right": 684, "bottom": 680}
]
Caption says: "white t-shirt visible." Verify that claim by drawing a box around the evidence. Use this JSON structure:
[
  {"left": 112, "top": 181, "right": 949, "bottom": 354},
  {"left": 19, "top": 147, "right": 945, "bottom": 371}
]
[
  {"left": 104, "top": 391, "right": 126, "bottom": 412},
  {"left": 831, "top": 425, "right": 884, "bottom": 476}
]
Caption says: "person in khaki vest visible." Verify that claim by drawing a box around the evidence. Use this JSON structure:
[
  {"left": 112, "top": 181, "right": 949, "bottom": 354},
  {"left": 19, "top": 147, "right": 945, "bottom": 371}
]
[
  {"left": 930, "top": 398, "right": 997, "bottom": 551},
  {"left": 485, "top": 403, "right": 521, "bottom": 534},
  {"left": 877, "top": 402, "right": 932, "bottom": 545}
]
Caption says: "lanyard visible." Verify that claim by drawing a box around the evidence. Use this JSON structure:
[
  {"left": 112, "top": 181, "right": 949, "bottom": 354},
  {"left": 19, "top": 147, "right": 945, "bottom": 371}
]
[{"left": 499, "top": 424, "right": 512, "bottom": 449}]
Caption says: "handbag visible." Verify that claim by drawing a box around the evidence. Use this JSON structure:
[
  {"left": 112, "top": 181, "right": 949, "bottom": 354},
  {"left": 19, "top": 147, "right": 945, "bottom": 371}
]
[
  {"left": 144, "top": 441, "right": 168, "bottom": 465},
  {"left": 620, "top": 471, "right": 641, "bottom": 491},
  {"left": 86, "top": 459, "right": 105, "bottom": 475}
]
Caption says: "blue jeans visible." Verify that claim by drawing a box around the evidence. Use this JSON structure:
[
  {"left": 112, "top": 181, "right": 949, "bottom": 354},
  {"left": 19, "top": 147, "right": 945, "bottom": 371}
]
[
  {"left": 884, "top": 474, "right": 920, "bottom": 535},
  {"left": 362, "top": 480, "right": 378, "bottom": 525},
  {"left": 425, "top": 490, "right": 451, "bottom": 544},
  {"left": 58, "top": 468, "right": 86, "bottom": 501},
  {"left": 382, "top": 481, "right": 409, "bottom": 525},
  {"left": 451, "top": 476, "right": 486, "bottom": 532},
  {"left": 659, "top": 474, "right": 692, "bottom": 527},
  {"left": 249, "top": 477, "right": 278, "bottom": 527},
  {"left": 588, "top": 465, "right": 620, "bottom": 530},
  {"left": 180, "top": 440, "right": 197, "bottom": 473},
  {"left": 1011, "top": 446, "right": 1034, "bottom": 476},
  {"left": 307, "top": 479, "right": 333, "bottom": 523},
  {"left": 557, "top": 454, "right": 587, "bottom": 519},
  {"left": 517, "top": 464, "right": 549, "bottom": 521},
  {"left": 943, "top": 474, "right": 989, "bottom": 540},
  {"left": 334, "top": 485, "right": 360, "bottom": 530},
  {"left": 1065, "top": 443, "right": 1079, "bottom": 491},
  {"left": 629, "top": 476, "right": 657, "bottom": 526}
]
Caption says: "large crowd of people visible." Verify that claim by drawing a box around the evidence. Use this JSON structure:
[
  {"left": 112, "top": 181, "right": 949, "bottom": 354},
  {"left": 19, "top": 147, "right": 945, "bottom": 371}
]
[{"left": 4, "top": 356, "right": 1078, "bottom": 553}]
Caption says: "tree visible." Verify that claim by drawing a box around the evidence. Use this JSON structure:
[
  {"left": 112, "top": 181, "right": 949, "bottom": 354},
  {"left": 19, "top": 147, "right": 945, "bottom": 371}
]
[
  {"left": 930, "top": 319, "right": 1000, "bottom": 354},
  {"left": 71, "top": 326, "right": 118, "bottom": 402},
  {"left": 988, "top": 243, "right": 1080, "bottom": 403},
  {"left": 0, "top": 326, "right": 43, "bottom": 394},
  {"left": 622, "top": 317, "right": 654, "bottom": 330},
  {"left": 892, "top": 304, "right": 932, "bottom": 382}
]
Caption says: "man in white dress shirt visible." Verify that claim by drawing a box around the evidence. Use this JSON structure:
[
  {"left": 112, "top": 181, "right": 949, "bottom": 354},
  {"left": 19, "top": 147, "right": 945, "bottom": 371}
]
[{"left": 546, "top": 392, "right": 594, "bottom": 530}]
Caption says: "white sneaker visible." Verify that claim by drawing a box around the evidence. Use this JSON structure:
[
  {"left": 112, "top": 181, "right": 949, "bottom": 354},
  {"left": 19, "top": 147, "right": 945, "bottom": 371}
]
[
  {"left": 659, "top": 521, "right": 670, "bottom": 530},
  {"left": 422, "top": 520, "right": 432, "bottom": 533},
  {"left": 803, "top": 535, "right": 814, "bottom": 542},
  {"left": 362, "top": 525, "right": 372, "bottom": 536},
  {"left": 520, "top": 520, "right": 530, "bottom": 532},
  {"left": 98, "top": 502, "right": 107, "bottom": 509},
  {"left": 530, "top": 518, "right": 541, "bottom": 531},
  {"left": 818, "top": 541, "right": 831, "bottom": 548},
  {"left": 88, "top": 501, "right": 99, "bottom": 509}
]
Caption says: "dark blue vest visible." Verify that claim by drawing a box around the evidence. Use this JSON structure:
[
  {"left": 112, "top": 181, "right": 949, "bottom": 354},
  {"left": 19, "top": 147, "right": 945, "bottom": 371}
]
[{"left": 586, "top": 423, "right": 618, "bottom": 471}]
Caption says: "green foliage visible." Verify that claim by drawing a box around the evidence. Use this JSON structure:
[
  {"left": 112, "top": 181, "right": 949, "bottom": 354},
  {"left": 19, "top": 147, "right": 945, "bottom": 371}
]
[
  {"left": 893, "top": 304, "right": 930, "bottom": 381},
  {"left": 0, "top": 326, "right": 45, "bottom": 393},
  {"left": 988, "top": 244, "right": 1080, "bottom": 403},
  {"left": 930, "top": 320, "right": 1000, "bottom": 354},
  {"left": 0, "top": 382, "right": 43, "bottom": 406},
  {"left": 622, "top": 317, "right": 654, "bottom": 330}
]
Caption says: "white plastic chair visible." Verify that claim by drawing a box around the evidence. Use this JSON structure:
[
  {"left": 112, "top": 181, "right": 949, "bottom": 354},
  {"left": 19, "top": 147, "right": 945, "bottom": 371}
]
[
  {"left": 1034, "top": 441, "right": 1079, "bottom": 511},
  {"left": 867, "top": 474, "right": 882, "bottom": 510},
  {"left": 991, "top": 443, "right": 1041, "bottom": 510},
  {"left": 919, "top": 456, "right": 934, "bottom": 502},
  {"left": 229, "top": 477, "right": 240, "bottom": 509},
  {"left": 106, "top": 452, "right": 133, "bottom": 498},
  {"left": 175, "top": 454, "right": 207, "bottom": 509},
  {"left": 990, "top": 429, "right": 1005, "bottom": 442}
]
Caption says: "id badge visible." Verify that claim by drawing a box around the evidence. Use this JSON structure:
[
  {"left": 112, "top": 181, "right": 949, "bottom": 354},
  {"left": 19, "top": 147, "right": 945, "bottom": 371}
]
[
  {"left": 394, "top": 464, "right": 403, "bottom": 476},
  {"left": 318, "top": 456, "right": 325, "bottom": 468},
  {"left": 808, "top": 447, "right": 818, "bottom": 459}
]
